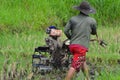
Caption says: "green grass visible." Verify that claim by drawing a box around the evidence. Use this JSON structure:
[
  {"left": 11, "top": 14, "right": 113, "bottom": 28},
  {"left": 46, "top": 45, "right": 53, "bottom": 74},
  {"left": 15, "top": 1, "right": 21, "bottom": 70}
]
[
  {"left": 0, "top": 0, "right": 120, "bottom": 79},
  {"left": 0, "top": 0, "right": 120, "bottom": 33},
  {"left": 0, "top": 31, "right": 47, "bottom": 71}
]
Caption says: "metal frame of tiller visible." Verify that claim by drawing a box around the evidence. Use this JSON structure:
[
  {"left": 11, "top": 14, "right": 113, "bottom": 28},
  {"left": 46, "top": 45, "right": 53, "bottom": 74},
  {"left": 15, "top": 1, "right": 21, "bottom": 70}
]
[
  {"left": 32, "top": 46, "right": 53, "bottom": 75},
  {"left": 32, "top": 40, "right": 71, "bottom": 75}
]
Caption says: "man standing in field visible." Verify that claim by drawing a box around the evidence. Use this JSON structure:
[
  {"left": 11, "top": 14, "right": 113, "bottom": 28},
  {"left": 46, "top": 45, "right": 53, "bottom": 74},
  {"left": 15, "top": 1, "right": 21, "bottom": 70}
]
[{"left": 64, "top": 1, "right": 97, "bottom": 80}]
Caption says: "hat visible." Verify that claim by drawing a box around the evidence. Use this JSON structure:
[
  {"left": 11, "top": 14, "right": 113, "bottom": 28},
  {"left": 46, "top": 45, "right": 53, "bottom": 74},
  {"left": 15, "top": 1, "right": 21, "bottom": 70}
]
[
  {"left": 46, "top": 26, "right": 57, "bottom": 34},
  {"left": 48, "top": 26, "right": 57, "bottom": 29},
  {"left": 73, "top": 1, "right": 96, "bottom": 15}
]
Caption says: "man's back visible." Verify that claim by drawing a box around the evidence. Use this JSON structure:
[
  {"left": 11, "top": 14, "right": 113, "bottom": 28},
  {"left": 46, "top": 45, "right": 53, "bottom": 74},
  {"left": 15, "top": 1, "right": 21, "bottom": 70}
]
[{"left": 64, "top": 13, "right": 96, "bottom": 48}]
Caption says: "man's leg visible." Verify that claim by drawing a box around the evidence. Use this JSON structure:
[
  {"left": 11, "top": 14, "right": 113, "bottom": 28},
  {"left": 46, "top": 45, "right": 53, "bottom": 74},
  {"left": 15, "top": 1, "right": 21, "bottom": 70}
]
[
  {"left": 81, "top": 61, "right": 90, "bottom": 80},
  {"left": 65, "top": 67, "right": 76, "bottom": 80}
]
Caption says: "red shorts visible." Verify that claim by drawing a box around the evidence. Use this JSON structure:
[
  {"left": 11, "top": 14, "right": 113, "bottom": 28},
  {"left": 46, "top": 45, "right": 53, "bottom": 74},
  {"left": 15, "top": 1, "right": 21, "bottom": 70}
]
[{"left": 69, "top": 44, "right": 88, "bottom": 72}]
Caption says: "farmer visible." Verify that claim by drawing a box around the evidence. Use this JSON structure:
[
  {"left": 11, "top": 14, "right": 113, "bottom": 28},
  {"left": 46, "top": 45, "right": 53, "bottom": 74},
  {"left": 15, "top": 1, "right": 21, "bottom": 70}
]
[{"left": 64, "top": 1, "right": 97, "bottom": 80}]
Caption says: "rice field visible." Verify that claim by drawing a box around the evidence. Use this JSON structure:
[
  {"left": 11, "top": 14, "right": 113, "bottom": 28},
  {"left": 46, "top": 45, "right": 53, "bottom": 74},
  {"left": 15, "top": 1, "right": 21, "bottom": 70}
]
[
  {"left": 0, "top": 0, "right": 120, "bottom": 80},
  {"left": 0, "top": 26, "right": 120, "bottom": 80}
]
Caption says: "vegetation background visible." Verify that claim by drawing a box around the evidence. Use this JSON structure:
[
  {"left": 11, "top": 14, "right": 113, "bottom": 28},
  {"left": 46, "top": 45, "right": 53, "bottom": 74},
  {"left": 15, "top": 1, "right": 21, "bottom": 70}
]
[{"left": 0, "top": 0, "right": 120, "bottom": 80}]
